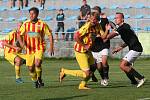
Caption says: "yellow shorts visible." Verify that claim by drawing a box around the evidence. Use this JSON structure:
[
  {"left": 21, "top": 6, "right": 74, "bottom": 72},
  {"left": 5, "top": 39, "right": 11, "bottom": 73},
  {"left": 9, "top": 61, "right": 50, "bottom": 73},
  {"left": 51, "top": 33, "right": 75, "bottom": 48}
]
[
  {"left": 26, "top": 50, "right": 43, "bottom": 67},
  {"left": 4, "top": 53, "right": 26, "bottom": 66},
  {"left": 75, "top": 51, "right": 94, "bottom": 71}
]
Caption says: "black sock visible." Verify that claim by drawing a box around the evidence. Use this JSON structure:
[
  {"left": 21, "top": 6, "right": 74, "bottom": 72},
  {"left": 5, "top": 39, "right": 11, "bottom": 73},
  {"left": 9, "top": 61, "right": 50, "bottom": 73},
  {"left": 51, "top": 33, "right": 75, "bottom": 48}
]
[
  {"left": 90, "top": 64, "right": 97, "bottom": 72},
  {"left": 129, "top": 68, "right": 144, "bottom": 80},
  {"left": 97, "top": 67, "right": 104, "bottom": 79},
  {"left": 103, "top": 66, "right": 109, "bottom": 79},
  {"left": 125, "top": 72, "right": 138, "bottom": 84}
]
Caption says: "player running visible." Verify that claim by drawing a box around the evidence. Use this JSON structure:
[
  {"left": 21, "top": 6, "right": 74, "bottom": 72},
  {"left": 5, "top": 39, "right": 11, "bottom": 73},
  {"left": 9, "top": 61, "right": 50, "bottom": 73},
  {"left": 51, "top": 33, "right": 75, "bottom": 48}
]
[
  {"left": 1, "top": 22, "right": 26, "bottom": 84},
  {"left": 59, "top": 12, "right": 110, "bottom": 89},
  {"left": 18, "top": 7, "right": 54, "bottom": 88},
  {"left": 105, "top": 12, "right": 146, "bottom": 88}
]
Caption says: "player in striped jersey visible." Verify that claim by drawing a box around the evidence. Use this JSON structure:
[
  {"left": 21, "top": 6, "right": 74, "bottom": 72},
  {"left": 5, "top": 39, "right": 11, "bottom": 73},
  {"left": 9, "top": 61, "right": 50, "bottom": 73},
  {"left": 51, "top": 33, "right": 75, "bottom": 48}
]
[
  {"left": 19, "top": 7, "right": 54, "bottom": 88},
  {"left": 3, "top": 22, "right": 26, "bottom": 84},
  {"left": 59, "top": 12, "right": 110, "bottom": 89}
]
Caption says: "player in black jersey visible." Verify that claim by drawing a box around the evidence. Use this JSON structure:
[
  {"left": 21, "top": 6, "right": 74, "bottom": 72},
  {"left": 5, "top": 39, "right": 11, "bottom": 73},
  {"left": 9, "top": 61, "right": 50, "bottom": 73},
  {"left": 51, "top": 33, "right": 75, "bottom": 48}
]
[
  {"left": 105, "top": 12, "right": 145, "bottom": 88},
  {"left": 90, "top": 6, "right": 110, "bottom": 86}
]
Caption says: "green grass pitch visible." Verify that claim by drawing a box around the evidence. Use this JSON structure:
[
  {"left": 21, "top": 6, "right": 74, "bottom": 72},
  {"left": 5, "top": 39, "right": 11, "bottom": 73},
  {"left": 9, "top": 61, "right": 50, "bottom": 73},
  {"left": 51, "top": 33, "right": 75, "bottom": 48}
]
[{"left": 0, "top": 58, "right": 150, "bottom": 100}]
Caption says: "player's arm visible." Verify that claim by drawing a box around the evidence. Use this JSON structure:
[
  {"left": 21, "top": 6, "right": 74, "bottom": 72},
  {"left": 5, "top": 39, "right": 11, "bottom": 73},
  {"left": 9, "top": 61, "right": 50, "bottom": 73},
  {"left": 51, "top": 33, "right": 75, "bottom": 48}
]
[
  {"left": 112, "top": 43, "right": 127, "bottom": 54},
  {"left": 48, "top": 34, "right": 54, "bottom": 56},
  {"left": 74, "top": 31, "right": 89, "bottom": 50},
  {"left": 18, "top": 23, "right": 26, "bottom": 49},
  {"left": 44, "top": 24, "right": 54, "bottom": 56},
  {"left": 107, "top": 30, "right": 118, "bottom": 39},
  {"left": 4, "top": 42, "right": 21, "bottom": 52},
  {"left": 17, "top": 35, "right": 24, "bottom": 49},
  {"left": 100, "top": 24, "right": 111, "bottom": 39},
  {"left": 103, "top": 30, "right": 119, "bottom": 43}
]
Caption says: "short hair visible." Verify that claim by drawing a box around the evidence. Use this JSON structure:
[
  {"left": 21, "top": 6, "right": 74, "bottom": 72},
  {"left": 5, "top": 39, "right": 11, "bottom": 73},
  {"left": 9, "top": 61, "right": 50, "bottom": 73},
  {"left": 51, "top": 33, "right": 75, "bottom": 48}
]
[
  {"left": 92, "top": 6, "right": 101, "bottom": 14},
  {"left": 91, "top": 12, "right": 100, "bottom": 21},
  {"left": 59, "top": 9, "right": 63, "bottom": 11},
  {"left": 116, "top": 12, "right": 124, "bottom": 19},
  {"left": 29, "top": 7, "right": 39, "bottom": 15}
]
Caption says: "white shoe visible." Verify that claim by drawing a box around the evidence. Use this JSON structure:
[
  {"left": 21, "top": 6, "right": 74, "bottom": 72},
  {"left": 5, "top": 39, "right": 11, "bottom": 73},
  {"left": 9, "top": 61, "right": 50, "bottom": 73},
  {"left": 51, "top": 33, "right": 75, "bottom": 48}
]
[
  {"left": 137, "top": 78, "right": 146, "bottom": 88},
  {"left": 100, "top": 79, "right": 104, "bottom": 86},
  {"left": 101, "top": 79, "right": 108, "bottom": 86}
]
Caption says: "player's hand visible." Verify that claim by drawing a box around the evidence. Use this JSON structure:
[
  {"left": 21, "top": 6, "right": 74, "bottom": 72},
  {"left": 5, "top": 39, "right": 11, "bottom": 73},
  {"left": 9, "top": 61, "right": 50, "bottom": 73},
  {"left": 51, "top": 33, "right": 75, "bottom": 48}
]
[
  {"left": 48, "top": 47, "right": 54, "bottom": 56},
  {"left": 103, "top": 38, "right": 108, "bottom": 43},
  {"left": 84, "top": 45, "right": 90, "bottom": 51},
  {"left": 105, "top": 24, "right": 111, "bottom": 30},
  {"left": 15, "top": 47, "right": 22, "bottom": 53},
  {"left": 112, "top": 47, "right": 122, "bottom": 54}
]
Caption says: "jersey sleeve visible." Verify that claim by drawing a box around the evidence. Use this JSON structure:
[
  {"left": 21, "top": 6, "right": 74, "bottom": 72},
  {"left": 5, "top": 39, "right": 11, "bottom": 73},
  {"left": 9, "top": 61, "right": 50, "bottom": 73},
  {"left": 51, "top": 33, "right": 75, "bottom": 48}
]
[
  {"left": 19, "top": 23, "right": 26, "bottom": 36},
  {"left": 78, "top": 22, "right": 91, "bottom": 37},
  {"left": 98, "top": 24, "right": 105, "bottom": 36},
  {"left": 5, "top": 31, "right": 15, "bottom": 43},
  {"left": 43, "top": 23, "right": 52, "bottom": 36}
]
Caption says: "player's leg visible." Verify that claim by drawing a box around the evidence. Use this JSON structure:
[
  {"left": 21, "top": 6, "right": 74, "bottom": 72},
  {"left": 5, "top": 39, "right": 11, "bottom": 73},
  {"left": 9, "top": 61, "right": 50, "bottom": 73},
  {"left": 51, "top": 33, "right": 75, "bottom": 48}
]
[
  {"left": 35, "top": 50, "right": 44, "bottom": 86},
  {"left": 120, "top": 50, "right": 145, "bottom": 87},
  {"left": 60, "top": 51, "right": 92, "bottom": 89},
  {"left": 91, "top": 51, "right": 103, "bottom": 82},
  {"left": 60, "top": 51, "right": 88, "bottom": 81},
  {"left": 5, "top": 53, "right": 23, "bottom": 83},
  {"left": 14, "top": 56, "right": 24, "bottom": 83},
  {"left": 101, "top": 49, "right": 109, "bottom": 86},
  {"left": 26, "top": 54, "right": 39, "bottom": 88}
]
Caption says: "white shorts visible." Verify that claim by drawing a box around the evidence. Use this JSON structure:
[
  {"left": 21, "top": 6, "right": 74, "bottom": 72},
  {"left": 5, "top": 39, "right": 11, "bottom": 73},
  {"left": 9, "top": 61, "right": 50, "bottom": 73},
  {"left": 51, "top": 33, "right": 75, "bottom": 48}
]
[
  {"left": 92, "top": 49, "right": 109, "bottom": 63},
  {"left": 123, "top": 50, "right": 142, "bottom": 64}
]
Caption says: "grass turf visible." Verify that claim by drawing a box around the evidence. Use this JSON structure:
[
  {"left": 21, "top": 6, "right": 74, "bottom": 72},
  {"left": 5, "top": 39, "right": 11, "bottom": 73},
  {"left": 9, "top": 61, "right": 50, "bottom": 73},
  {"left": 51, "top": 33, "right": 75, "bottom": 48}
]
[{"left": 0, "top": 58, "right": 150, "bottom": 100}]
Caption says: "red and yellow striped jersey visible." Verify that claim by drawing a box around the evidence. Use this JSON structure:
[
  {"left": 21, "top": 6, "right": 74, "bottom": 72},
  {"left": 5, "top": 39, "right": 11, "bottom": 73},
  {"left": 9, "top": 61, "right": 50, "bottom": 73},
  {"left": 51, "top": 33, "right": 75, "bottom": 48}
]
[
  {"left": 19, "top": 19, "right": 52, "bottom": 54},
  {"left": 4, "top": 30, "right": 18, "bottom": 54},
  {"left": 74, "top": 22, "right": 105, "bottom": 53}
]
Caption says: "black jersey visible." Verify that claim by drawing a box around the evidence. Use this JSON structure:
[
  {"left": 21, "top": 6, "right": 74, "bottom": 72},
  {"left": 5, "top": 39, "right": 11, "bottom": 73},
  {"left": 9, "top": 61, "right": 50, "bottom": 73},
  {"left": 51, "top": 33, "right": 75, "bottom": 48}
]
[
  {"left": 91, "top": 18, "right": 110, "bottom": 52},
  {"left": 116, "top": 23, "right": 143, "bottom": 52}
]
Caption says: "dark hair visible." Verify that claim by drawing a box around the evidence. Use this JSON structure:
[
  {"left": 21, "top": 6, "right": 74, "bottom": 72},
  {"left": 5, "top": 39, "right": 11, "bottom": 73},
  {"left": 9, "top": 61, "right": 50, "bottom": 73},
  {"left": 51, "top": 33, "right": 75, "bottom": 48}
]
[
  {"left": 29, "top": 7, "right": 39, "bottom": 15},
  {"left": 93, "top": 6, "right": 101, "bottom": 14},
  {"left": 59, "top": 9, "right": 63, "bottom": 11},
  {"left": 116, "top": 12, "right": 124, "bottom": 19},
  {"left": 91, "top": 12, "right": 100, "bottom": 21}
]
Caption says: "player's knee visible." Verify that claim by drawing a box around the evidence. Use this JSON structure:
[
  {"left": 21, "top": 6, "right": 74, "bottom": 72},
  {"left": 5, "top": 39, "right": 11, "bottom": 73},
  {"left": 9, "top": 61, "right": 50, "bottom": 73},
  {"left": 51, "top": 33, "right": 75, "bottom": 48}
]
[
  {"left": 119, "top": 63, "right": 125, "bottom": 71},
  {"left": 35, "top": 59, "right": 42, "bottom": 67},
  {"left": 15, "top": 57, "right": 22, "bottom": 65},
  {"left": 28, "top": 66, "right": 34, "bottom": 72},
  {"left": 101, "top": 60, "right": 107, "bottom": 66}
]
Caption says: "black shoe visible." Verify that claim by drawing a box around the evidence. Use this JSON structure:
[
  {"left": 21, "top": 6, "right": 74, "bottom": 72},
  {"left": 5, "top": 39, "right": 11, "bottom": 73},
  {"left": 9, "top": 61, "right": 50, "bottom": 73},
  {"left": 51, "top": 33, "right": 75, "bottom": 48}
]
[
  {"left": 34, "top": 81, "right": 41, "bottom": 88},
  {"left": 91, "top": 74, "right": 98, "bottom": 82},
  {"left": 131, "top": 81, "right": 138, "bottom": 85},
  {"left": 37, "top": 78, "right": 44, "bottom": 87}
]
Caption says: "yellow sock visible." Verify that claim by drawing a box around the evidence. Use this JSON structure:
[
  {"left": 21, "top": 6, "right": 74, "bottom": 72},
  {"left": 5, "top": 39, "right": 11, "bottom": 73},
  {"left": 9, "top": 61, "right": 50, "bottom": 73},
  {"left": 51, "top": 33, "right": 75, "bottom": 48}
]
[
  {"left": 35, "top": 67, "right": 42, "bottom": 79},
  {"left": 64, "top": 69, "right": 86, "bottom": 78},
  {"left": 79, "top": 76, "right": 91, "bottom": 88},
  {"left": 15, "top": 65, "right": 20, "bottom": 79},
  {"left": 79, "top": 81, "right": 86, "bottom": 87},
  {"left": 29, "top": 72, "right": 37, "bottom": 81}
]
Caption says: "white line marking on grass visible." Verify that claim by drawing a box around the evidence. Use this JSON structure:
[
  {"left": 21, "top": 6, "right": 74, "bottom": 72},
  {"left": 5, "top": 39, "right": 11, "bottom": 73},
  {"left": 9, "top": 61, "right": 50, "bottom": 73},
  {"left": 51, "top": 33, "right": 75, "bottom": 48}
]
[{"left": 138, "top": 98, "right": 150, "bottom": 100}]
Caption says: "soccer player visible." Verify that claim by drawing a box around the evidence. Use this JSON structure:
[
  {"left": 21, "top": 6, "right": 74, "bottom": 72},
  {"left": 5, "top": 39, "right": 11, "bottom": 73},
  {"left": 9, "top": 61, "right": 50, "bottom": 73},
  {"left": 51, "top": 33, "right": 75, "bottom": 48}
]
[
  {"left": 59, "top": 12, "right": 110, "bottom": 89},
  {"left": 90, "top": 6, "right": 110, "bottom": 86},
  {"left": 19, "top": 7, "right": 54, "bottom": 88},
  {"left": 2, "top": 22, "right": 26, "bottom": 84},
  {"left": 105, "top": 12, "right": 145, "bottom": 88}
]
